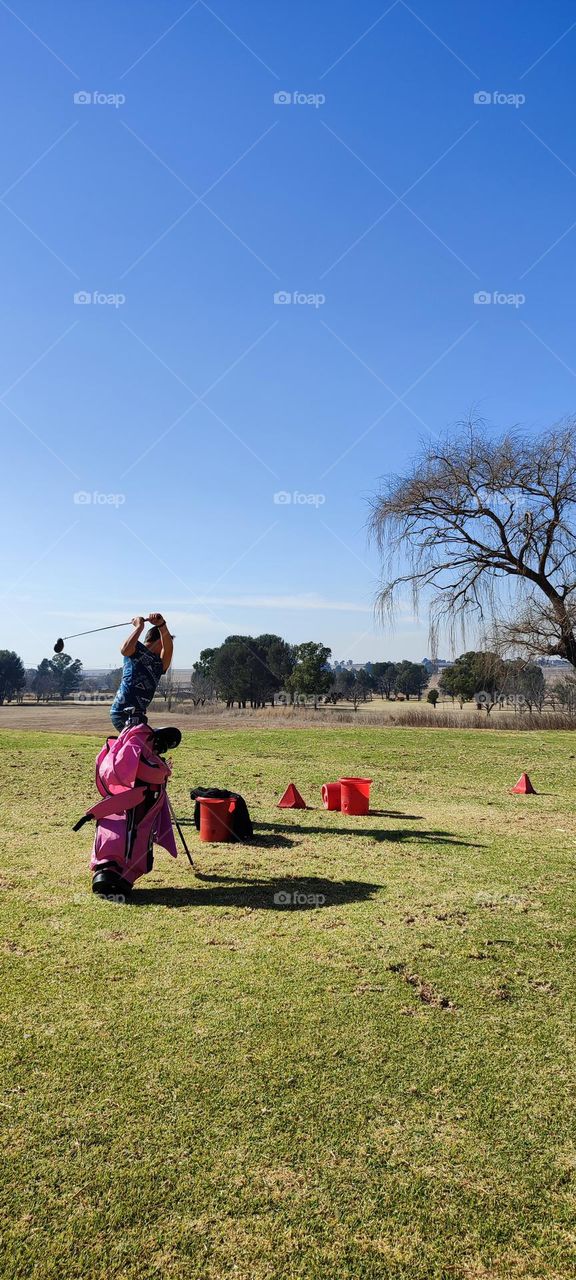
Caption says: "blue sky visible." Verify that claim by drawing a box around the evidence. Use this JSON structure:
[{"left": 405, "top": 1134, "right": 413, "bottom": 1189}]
[{"left": 2, "top": 0, "right": 576, "bottom": 668}]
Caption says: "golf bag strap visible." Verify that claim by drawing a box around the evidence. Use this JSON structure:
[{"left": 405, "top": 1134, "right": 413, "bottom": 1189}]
[{"left": 73, "top": 785, "right": 148, "bottom": 830}]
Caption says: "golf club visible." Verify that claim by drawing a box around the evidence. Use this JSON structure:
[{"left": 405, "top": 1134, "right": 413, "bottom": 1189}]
[{"left": 53, "top": 620, "right": 135, "bottom": 653}]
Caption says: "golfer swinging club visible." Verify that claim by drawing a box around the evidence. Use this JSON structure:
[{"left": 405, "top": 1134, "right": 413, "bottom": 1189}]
[{"left": 110, "top": 613, "right": 173, "bottom": 733}]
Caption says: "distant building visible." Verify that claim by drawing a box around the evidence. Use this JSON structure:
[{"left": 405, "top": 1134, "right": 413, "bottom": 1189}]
[
  {"left": 422, "top": 657, "right": 451, "bottom": 672},
  {"left": 332, "top": 660, "right": 374, "bottom": 672}
]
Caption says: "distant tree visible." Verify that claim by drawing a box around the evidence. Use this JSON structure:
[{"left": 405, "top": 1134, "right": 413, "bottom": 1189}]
[
  {"left": 394, "top": 660, "right": 429, "bottom": 701},
  {"left": 287, "top": 642, "right": 333, "bottom": 708},
  {"left": 438, "top": 652, "right": 479, "bottom": 705},
  {"left": 498, "top": 659, "right": 545, "bottom": 713},
  {"left": 327, "top": 669, "right": 355, "bottom": 704},
  {"left": 255, "top": 635, "right": 295, "bottom": 698},
  {"left": 0, "top": 650, "right": 26, "bottom": 704},
  {"left": 31, "top": 659, "right": 57, "bottom": 703},
  {"left": 475, "top": 653, "right": 511, "bottom": 714},
  {"left": 343, "top": 670, "right": 374, "bottom": 710},
  {"left": 210, "top": 637, "right": 269, "bottom": 708},
  {"left": 356, "top": 669, "right": 375, "bottom": 701},
  {"left": 50, "top": 653, "right": 83, "bottom": 700},
  {"left": 189, "top": 671, "right": 215, "bottom": 706},
  {"left": 438, "top": 651, "right": 507, "bottom": 713},
  {"left": 102, "top": 667, "right": 123, "bottom": 694},
  {"left": 208, "top": 641, "right": 240, "bottom": 706},
  {"left": 193, "top": 648, "right": 218, "bottom": 679},
  {"left": 332, "top": 670, "right": 365, "bottom": 710},
  {"left": 371, "top": 662, "right": 398, "bottom": 699},
  {"left": 551, "top": 675, "right": 576, "bottom": 714},
  {"left": 427, "top": 688, "right": 439, "bottom": 707}
]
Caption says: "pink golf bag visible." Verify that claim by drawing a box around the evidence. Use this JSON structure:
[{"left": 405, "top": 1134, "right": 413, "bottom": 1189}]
[{"left": 74, "top": 722, "right": 185, "bottom": 899}]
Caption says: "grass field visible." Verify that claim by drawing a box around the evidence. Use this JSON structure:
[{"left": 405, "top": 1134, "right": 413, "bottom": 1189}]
[{"left": 1, "top": 725, "right": 575, "bottom": 1279}]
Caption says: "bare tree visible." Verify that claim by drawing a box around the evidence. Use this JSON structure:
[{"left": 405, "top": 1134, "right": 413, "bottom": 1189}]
[
  {"left": 189, "top": 671, "right": 215, "bottom": 706},
  {"left": 369, "top": 423, "right": 576, "bottom": 670}
]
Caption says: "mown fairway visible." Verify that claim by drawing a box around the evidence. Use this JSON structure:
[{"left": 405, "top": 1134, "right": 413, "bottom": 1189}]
[{"left": 0, "top": 726, "right": 575, "bottom": 1280}]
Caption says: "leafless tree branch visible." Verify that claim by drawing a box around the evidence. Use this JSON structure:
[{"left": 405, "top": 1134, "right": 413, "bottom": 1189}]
[{"left": 369, "top": 418, "right": 576, "bottom": 667}]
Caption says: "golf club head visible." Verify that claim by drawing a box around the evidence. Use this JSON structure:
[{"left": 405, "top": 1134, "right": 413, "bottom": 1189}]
[
  {"left": 152, "top": 726, "right": 182, "bottom": 755},
  {"left": 54, "top": 638, "right": 64, "bottom": 653}
]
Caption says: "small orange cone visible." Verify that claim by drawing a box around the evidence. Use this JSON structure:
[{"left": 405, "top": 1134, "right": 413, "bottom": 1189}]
[
  {"left": 278, "top": 783, "right": 307, "bottom": 809},
  {"left": 511, "top": 772, "right": 537, "bottom": 794}
]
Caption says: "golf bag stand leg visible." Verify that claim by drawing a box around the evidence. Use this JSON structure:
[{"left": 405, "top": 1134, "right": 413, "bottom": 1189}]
[{"left": 167, "top": 795, "right": 194, "bottom": 868}]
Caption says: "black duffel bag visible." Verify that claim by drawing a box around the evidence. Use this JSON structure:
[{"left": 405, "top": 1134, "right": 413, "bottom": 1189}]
[{"left": 190, "top": 787, "right": 253, "bottom": 842}]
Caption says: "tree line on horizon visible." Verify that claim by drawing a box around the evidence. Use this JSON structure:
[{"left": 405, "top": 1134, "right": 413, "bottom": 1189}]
[
  {"left": 191, "top": 637, "right": 431, "bottom": 708},
  {"left": 1, "top": 639, "right": 576, "bottom": 715},
  {"left": 0, "top": 641, "right": 430, "bottom": 708}
]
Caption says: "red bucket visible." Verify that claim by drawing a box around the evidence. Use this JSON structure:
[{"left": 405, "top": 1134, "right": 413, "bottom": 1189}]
[
  {"left": 198, "top": 796, "right": 234, "bottom": 842},
  {"left": 339, "top": 777, "right": 372, "bottom": 816},
  {"left": 321, "top": 782, "right": 341, "bottom": 810}
]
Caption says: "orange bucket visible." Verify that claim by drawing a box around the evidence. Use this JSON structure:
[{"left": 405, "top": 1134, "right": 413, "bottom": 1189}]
[
  {"left": 339, "top": 777, "right": 372, "bottom": 816},
  {"left": 198, "top": 796, "right": 234, "bottom": 842}
]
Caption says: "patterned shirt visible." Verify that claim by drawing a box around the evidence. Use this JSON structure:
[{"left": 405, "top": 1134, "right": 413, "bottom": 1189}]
[{"left": 111, "top": 641, "right": 164, "bottom": 717}]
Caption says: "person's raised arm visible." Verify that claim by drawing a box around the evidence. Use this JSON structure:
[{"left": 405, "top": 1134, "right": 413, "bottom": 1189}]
[
  {"left": 148, "top": 613, "right": 173, "bottom": 673},
  {"left": 160, "top": 624, "right": 173, "bottom": 673},
  {"left": 121, "top": 617, "right": 145, "bottom": 657}
]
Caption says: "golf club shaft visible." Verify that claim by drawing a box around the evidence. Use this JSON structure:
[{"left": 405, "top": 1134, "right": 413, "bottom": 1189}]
[{"left": 62, "top": 621, "right": 133, "bottom": 641}]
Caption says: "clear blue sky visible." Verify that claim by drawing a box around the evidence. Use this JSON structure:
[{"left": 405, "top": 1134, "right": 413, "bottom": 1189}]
[{"left": 2, "top": 0, "right": 575, "bottom": 668}]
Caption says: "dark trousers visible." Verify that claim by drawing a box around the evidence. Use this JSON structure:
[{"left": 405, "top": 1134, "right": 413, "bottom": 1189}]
[{"left": 110, "top": 707, "right": 129, "bottom": 733}]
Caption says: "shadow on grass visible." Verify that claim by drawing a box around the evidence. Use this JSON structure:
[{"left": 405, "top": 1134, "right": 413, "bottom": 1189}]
[
  {"left": 255, "top": 821, "right": 483, "bottom": 848},
  {"left": 131, "top": 875, "right": 383, "bottom": 910},
  {"left": 373, "top": 828, "right": 485, "bottom": 847},
  {"left": 369, "top": 809, "right": 423, "bottom": 819},
  {"left": 176, "top": 819, "right": 294, "bottom": 850}
]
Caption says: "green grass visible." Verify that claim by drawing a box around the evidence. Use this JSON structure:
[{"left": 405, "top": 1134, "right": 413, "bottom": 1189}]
[{"left": 1, "top": 726, "right": 575, "bottom": 1279}]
